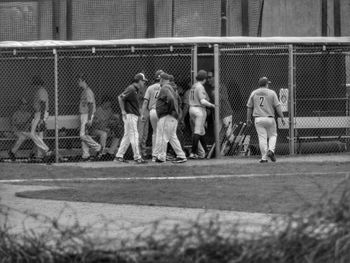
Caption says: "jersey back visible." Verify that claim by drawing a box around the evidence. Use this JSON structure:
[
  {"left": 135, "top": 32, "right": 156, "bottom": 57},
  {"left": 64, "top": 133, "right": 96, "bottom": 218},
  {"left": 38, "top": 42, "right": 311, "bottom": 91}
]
[
  {"left": 189, "top": 82, "right": 208, "bottom": 107},
  {"left": 144, "top": 83, "right": 161, "bottom": 110},
  {"left": 247, "top": 88, "right": 280, "bottom": 117}
]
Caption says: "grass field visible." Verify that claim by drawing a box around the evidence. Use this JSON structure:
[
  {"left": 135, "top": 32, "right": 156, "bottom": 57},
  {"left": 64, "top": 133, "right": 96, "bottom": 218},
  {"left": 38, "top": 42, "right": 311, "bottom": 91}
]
[{"left": 1, "top": 154, "right": 349, "bottom": 215}]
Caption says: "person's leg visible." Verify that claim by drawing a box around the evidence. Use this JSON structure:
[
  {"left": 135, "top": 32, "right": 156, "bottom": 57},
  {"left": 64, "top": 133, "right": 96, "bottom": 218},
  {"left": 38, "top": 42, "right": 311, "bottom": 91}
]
[
  {"left": 255, "top": 117, "right": 268, "bottom": 161},
  {"left": 155, "top": 116, "right": 169, "bottom": 162},
  {"left": 94, "top": 129, "right": 107, "bottom": 153},
  {"left": 149, "top": 109, "right": 158, "bottom": 157},
  {"left": 267, "top": 119, "right": 278, "bottom": 153},
  {"left": 80, "top": 114, "right": 90, "bottom": 158},
  {"left": 138, "top": 114, "right": 149, "bottom": 157},
  {"left": 168, "top": 117, "right": 186, "bottom": 159},
  {"left": 11, "top": 131, "right": 28, "bottom": 154},
  {"left": 30, "top": 112, "right": 50, "bottom": 156},
  {"left": 115, "top": 116, "right": 131, "bottom": 159},
  {"left": 127, "top": 114, "right": 142, "bottom": 160},
  {"left": 108, "top": 137, "right": 120, "bottom": 155}
]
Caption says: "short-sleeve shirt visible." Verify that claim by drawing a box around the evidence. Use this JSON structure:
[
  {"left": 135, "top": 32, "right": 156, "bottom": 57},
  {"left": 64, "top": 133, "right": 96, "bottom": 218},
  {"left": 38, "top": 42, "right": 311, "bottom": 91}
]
[
  {"left": 33, "top": 87, "right": 49, "bottom": 113},
  {"left": 80, "top": 87, "right": 96, "bottom": 114},
  {"left": 144, "top": 82, "right": 161, "bottom": 110},
  {"left": 246, "top": 88, "right": 280, "bottom": 117},
  {"left": 120, "top": 83, "right": 140, "bottom": 116},
  {"left": 189, "top": 82, "right": 208, "bottom": 108}
]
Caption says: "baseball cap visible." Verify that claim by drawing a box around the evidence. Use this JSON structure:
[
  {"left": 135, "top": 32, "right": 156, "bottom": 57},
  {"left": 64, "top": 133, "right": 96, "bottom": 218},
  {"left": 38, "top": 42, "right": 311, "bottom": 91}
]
[
  {"left": 169, "top": 75, "right": 175, "bottom": 82},
  {"left": 160, "top": 72, "right": 171, "bottom": 80},
  {"left": 258, "top": 77, "right": 271, "bottom": 87},
  {"left": 154, "top": 70, "right": 164, "bottom": 80},
  {"left": 134, "top": 73, "right": 148, "bottom": 82},
  {"left": 196, "top": 70, "right": 208, "bottom": 80}
]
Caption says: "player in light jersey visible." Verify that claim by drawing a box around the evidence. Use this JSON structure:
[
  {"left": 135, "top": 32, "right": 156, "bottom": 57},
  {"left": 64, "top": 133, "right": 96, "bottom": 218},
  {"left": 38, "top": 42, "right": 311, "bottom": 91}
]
[
  {"left": 78, "top": 74, "right": 102, "bottom": 161},
  {"left": 141, "top": 70, "right": 163, "bottom": 159},
  {"left": 188, "top": 70, "right": 215, "bottom": 159},
  {"left": 246, "top": 77, "right": 286, "bottom": 163}
]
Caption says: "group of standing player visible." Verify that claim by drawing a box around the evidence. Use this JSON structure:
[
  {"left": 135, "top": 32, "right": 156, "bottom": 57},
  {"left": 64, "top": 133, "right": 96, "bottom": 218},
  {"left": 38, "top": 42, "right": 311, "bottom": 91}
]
[
  {"left": 7, "top": 71, "right": 285, "bottom": 164},
  {"left": 114, "top": 69, "right": 215, "bottom": 164}
]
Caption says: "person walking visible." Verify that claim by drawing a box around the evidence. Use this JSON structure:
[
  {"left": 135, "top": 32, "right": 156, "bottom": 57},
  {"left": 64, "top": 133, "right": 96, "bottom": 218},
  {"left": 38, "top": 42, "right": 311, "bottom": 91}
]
[
  {"left": 188, "top": 70, "right": 215, "bottom": 159},
  {"left": 153, "top": 72, "right": 187, "bottom": 163},
  {"left": 246, "top": 77, "right": 286, "bottom": 163},
  {"left": 115, "top": 73, "right": 148, "bottom": 164},
  {"left": 78, "top": 74, "right": 102, "bottom": 161},
  {"left": 140, "top": 70, "right": 163, "bottom": 160}
]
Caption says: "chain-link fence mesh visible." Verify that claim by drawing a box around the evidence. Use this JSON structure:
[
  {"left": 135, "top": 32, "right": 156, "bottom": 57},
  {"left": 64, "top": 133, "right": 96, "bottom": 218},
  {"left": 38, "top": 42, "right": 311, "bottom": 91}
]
[
  {"left": 293, "top": 45, "right": 350, "bottom": 154},
  {"left": 219, "top": 45, "right": 290, "bottom": 156},
  {"left": 0, "top": 45, "right": 192, "bottom": 161},
  {"left": 1, "top": 42, "right": 350, "bottom": 162}
]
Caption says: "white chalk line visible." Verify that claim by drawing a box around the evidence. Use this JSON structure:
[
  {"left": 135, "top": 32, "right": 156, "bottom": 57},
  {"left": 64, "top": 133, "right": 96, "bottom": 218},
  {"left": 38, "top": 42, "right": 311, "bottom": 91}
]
[{"left": 0, "top": 171, "right": 349, "bottom": 184}]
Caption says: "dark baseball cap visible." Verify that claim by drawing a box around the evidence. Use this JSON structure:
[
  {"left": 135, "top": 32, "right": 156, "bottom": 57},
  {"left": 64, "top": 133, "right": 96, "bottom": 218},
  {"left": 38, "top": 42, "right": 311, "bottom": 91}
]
[
  {"left": 169, "top": 75, "right": 175, "bottom": 82},
  {"left": 258, "top": 77, "right": 271, "bottom": 87},
  {"left": 196, "top": 70, "right": 208, "bottom": 80},
  {"left": 134, "top": 73, "right": 148, "bottom": 82},
  {"left": 160, "top": 72, "right": 171, "bottom": 80},
  {"left": 154, "top": 70, "right": 164, "bottom": 80}
]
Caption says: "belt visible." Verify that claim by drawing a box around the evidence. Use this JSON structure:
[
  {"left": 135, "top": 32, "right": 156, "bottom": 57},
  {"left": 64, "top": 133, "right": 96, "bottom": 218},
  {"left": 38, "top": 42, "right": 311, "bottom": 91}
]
[{"left": 255, "top": 116, "right": 274, "bottom": 118}]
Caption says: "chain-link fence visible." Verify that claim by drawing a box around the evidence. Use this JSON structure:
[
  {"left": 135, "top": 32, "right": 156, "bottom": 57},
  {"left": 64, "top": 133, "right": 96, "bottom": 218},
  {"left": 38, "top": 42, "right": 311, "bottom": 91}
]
[{"left": 0, "top": 41, "right": 349, "bottom": 163}]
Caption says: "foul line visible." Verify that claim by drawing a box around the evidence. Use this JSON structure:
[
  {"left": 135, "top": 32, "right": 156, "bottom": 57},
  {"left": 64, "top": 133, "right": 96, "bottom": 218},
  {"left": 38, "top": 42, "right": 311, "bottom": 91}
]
[{"left": 0, "top": 171, "right": 348, "bottom": 184}]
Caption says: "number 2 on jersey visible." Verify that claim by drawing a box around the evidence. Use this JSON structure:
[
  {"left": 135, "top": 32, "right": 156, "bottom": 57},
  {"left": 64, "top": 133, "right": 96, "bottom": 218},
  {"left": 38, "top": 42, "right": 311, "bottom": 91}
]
[{"left": 259, "top": 96, "right": 265, "bottom": 107}]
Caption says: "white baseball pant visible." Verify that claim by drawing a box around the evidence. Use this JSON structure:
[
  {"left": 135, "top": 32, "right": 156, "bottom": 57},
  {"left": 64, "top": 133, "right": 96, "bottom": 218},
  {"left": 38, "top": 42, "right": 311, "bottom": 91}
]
[
  {"left": 154, "top": 115, "right": 186, "bottom": 162},
  {"left": 254, "top": 117, "right": 277, "bottom": 160},
  {"left": 80, "top": 113, "right": 101, "bottom": 158},
  {"left": 189, "top": 107, "right": 206, "bottom": 157},
  {"left": 30, "top": 112, "right": 50, "bottom": 157},
  {"left": 149, "top": 108, "right": 158, "bottom": 157},
  {"left": 93, "top": 129, "right": 120, "bottom": 154},
  {"left": 116, "top": 113, "right": 141, "bottom": 160}
]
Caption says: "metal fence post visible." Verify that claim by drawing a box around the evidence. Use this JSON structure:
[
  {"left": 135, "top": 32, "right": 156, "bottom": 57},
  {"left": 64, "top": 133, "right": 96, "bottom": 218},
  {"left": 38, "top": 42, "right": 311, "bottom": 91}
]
[
  {"left": 192, "top": 44, "right": 198, "bottom": 84},
  {"left": 53, "top": 48, "right": 59, "bottom": 163},
  {"left": 288, "top": 44, "right": 295, "bottom": 155},
  {"left": 214, "top": 44, "right": 221, "bottom": 158}
]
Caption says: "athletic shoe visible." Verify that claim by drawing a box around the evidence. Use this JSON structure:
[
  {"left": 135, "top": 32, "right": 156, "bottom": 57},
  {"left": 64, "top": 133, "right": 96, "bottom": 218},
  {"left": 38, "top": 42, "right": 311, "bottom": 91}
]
[
  {"left": 135, "top": 158, "right": 147, "bottom": 164},
  {"left": 259, "top": 159, "right": 268, "bottom": 163},
  {"left": 267, "top": 150, "right": 276, "bottom": 162},
  {"left": 188, "top": 153, "right": 198, "bottom": 159},
  {"left": 8, "top": 150, "right": 16, "bottom": 161},
  {"left": 152, "top": 156, "right": 157, "bottom": 162},
  {"left": 155, "top": 158, "right": 165, "bottom": 163},
  {"left": 166, "top": 154, "right": 175, "bottom": 161},
  {"left": 172, "top": 157, "right": 187, "bottom": 163},
  {"left": 114, "top": 157, "right": 128, "bottom": 163}
]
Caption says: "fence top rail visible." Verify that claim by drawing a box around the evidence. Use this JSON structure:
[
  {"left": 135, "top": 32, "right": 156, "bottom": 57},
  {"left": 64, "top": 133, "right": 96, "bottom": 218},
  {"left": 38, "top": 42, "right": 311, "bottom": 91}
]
[{"left": 0, "top": 37, "right": 350, "bottom": 50}]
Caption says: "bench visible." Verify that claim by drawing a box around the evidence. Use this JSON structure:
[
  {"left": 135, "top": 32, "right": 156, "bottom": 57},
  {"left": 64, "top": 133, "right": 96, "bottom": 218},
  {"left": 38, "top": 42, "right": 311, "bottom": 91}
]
[
  {"left": 0, "top": 115, "right": 82, "bottom": 152},
  {"left": 277, "top": 116, "right": 350, "bottom": 141}
]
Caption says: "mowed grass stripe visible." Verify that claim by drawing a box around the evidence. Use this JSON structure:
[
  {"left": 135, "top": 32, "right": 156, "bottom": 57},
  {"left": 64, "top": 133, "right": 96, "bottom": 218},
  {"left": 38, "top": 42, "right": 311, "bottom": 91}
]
[{"left": 1, "top": 171, "right": 348, "bottom": 183}]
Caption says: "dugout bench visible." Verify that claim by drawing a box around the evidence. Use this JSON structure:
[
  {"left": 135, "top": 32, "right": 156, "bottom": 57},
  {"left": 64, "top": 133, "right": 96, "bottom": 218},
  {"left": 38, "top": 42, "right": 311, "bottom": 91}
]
[
  {"left": 0, "top": 115, "right": 82, "bottom": 158},
  {"left": 277, "top": 116, "right": 350, "bottom": 154}
]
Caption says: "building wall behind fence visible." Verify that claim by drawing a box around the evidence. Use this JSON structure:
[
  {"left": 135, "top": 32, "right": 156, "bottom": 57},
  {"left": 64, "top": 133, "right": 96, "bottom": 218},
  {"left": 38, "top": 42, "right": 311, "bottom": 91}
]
[{"left": 1, "top": 0, "right": 350, "bottom": 42}]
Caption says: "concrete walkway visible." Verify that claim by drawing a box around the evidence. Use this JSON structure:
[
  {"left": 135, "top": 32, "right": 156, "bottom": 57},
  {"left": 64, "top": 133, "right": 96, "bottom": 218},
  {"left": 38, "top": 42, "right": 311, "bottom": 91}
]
[{"left": 0, "top": 184, "right": 274, "bottom": 243}]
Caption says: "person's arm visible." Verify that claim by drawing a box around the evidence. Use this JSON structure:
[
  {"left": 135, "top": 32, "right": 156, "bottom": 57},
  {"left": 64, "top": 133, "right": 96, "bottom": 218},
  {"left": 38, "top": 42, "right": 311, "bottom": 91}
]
[
  {"left": 141, "top": 99, "right": 149, "bottom": 121},
  {"left": 275, "top": 105, "right": 286, "bottom": 126},
  {"left": 118, "top": 95, "right": 126, "bottom": 121},
  {"left": 39, "top": 101, "right": 46, "bottom": 120},
  {"left": 246, "top": 107, "right": 253, "bottom": 127},
  {"left": 87, "top": 103, "right": 94, "bottom": 123},
  {"left": 200, "top": 98, "right": 215, "bottom": 108}
]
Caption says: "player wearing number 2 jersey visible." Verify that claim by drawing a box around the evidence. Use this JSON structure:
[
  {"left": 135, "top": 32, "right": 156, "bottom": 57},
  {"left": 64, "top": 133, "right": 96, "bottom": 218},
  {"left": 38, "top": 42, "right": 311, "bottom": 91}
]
[
  {"left": 141, "top": 70, "right": 163, "bottom": 159},
  {"left": 246, "top": 77, "right": 285, "bottom": 163}
]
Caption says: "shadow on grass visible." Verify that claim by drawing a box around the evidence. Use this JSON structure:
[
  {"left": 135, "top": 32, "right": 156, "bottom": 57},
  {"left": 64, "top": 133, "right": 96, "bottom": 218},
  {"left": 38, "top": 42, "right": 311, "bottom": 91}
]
[{"left": 1, "top": 177, "right": 350, "bottom": 262}]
